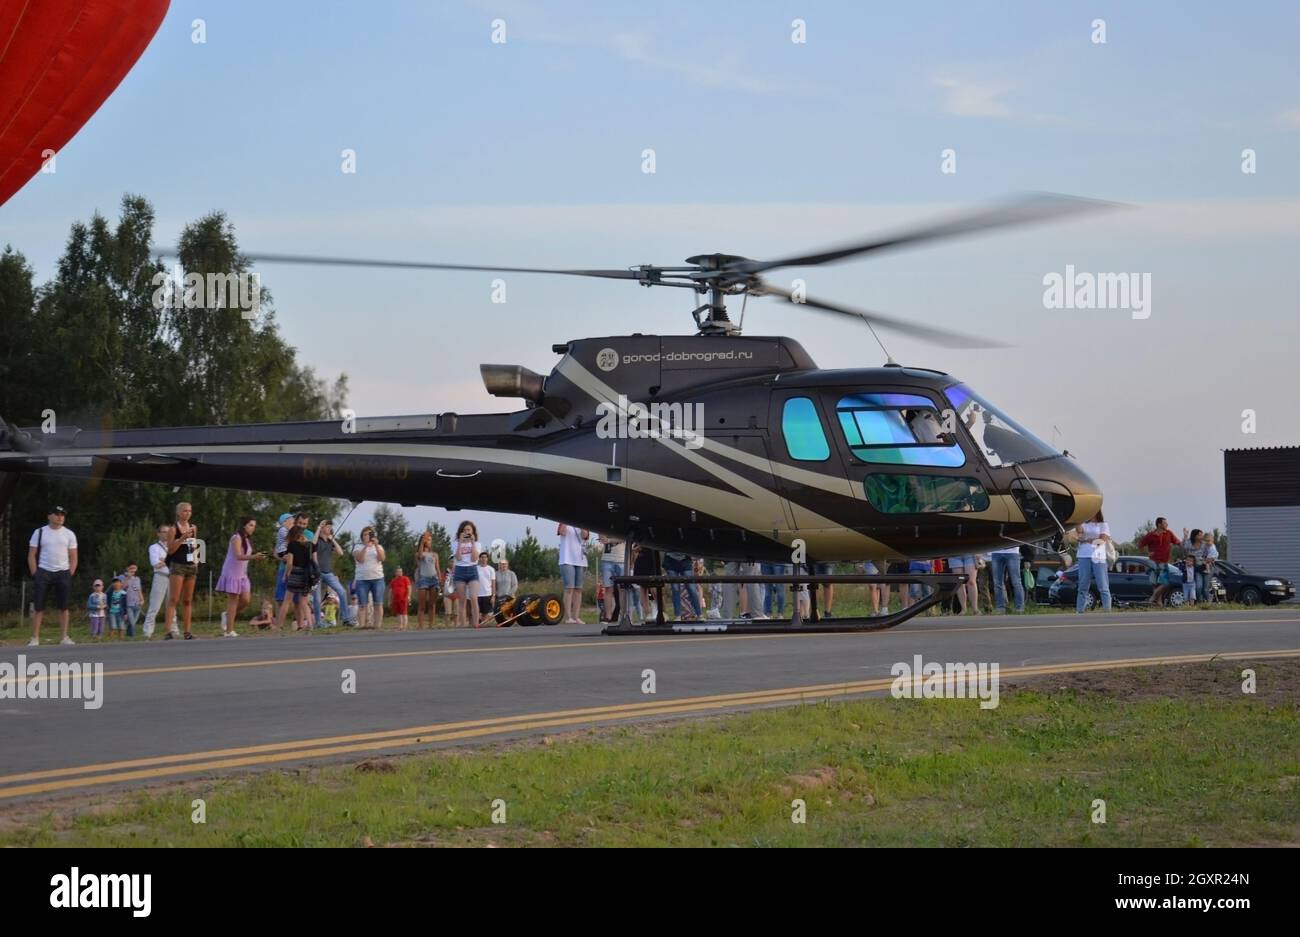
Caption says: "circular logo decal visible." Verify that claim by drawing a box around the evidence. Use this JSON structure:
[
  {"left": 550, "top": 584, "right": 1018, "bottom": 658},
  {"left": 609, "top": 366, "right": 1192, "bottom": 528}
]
[{"left": 596, "top": 347, "right": 619, "bottom": 372}]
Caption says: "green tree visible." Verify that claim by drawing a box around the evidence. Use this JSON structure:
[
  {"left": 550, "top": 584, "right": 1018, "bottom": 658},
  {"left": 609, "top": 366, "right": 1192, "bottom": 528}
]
[
  {"left": 508, "top": 526, "right": 558, "bottom": 581},
  {"left": 371, "top": 505, "right": 415, "bottom": 578},
  {"left": 1, "top": 195, "right": 349, "bottom": 593}
]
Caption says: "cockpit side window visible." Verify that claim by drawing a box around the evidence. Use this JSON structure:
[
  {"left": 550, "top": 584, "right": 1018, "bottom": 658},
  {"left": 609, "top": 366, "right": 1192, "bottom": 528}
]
[
  {"left": 781, "top": 397, "right": 830, "bottom": 461},
  {"left": 834, "top": 393, "right": 965, "bottom": 468}
]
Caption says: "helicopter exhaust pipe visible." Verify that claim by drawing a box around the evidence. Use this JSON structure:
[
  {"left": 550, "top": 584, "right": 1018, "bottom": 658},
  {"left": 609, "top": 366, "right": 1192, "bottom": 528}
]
[{"left": 480, "top": 364, "right": 545, "bottom": 404}]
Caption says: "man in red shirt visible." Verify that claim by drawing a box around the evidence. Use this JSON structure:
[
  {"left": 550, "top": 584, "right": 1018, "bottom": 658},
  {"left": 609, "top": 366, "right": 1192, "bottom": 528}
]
[
  {"left": 1138, "top": 517, "right": 1180, "bottom": 605},
  {"left": 389, "top": 567, "right": 412, "bottom": 630}
]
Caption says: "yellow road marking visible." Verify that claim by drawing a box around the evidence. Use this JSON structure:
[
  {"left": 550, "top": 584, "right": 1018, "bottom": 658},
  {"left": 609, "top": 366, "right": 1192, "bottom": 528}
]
[
  {"left": 7, "top": 614, "right": 1299, "bottom": 688},
  {"left": 2, "top": 647, "right": 1297, "bottom": 800}
]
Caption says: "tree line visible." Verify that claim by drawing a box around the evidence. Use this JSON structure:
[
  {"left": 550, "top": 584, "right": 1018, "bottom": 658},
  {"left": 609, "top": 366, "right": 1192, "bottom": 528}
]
[{"left": 0, "top": 194, "right": 347, "bottom": 592}]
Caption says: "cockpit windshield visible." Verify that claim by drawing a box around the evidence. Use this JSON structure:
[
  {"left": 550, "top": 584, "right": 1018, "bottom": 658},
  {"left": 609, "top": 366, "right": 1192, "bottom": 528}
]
[{"left": 944, "top": 384, "right": 1058, "bottom": 467}]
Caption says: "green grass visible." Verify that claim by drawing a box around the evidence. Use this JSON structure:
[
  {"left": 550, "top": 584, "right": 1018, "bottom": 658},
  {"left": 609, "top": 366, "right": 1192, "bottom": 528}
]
[{"left": 5, "top": 662, "right": 1297, "bottom": 847}]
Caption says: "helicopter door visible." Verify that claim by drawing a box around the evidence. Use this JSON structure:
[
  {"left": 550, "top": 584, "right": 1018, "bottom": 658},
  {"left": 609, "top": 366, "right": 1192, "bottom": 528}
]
[
  {"left": 822, "top": 389, "right": 1004, "bottom": 538},
  {"left": 767, "top": 391, "right": 855, "bottom": 535}
]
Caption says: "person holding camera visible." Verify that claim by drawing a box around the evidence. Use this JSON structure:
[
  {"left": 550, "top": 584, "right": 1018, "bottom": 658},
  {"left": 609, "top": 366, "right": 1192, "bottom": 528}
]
[
  {"left": 315, "top": 519, "right": 355, "bottom": 627},
  {"left": 353, "top": 525, "right": 386, "bottom": 629},
  {"left": 450, "top": 520, "right": 482, "bottom": 628}
]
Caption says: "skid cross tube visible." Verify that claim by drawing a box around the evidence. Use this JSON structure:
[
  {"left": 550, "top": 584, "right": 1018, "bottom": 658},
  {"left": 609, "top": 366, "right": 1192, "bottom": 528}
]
[{"left": 603, "top": 572, "right": 967, "bottom": 635}]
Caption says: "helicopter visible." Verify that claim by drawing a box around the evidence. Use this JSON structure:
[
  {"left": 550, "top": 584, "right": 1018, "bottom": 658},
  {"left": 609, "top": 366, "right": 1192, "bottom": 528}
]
[{"left": 0, "top": 194, "right": 1107, "bottom": 632}]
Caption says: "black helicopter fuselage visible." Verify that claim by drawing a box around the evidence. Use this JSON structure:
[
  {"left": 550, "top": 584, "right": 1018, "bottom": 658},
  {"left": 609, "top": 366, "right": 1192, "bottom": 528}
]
[{"left": 0, "top": 334, "right": 1101, "bottom": 563}]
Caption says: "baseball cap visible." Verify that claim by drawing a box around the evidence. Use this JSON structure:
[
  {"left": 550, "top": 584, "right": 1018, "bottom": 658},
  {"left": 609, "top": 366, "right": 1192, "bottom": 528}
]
[
  {"left": 93, "top": 579, "right": 103, "bottom": 587},
  {"left": 49, "top": 505, "right": 66, "bottom": 515},
  {"left": 278, "top": 512, "right": 293, "bottom": 523}
]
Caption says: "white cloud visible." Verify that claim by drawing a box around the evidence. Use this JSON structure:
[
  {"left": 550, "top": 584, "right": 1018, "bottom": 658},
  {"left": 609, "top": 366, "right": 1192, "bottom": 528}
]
[{"left": 933, "top": 74, "right": 1018, "bottom": 118}]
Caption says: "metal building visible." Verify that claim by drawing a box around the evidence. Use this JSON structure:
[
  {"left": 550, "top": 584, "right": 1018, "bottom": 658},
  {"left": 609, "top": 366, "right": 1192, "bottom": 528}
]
[{"left": 1224, "top": 446, "right": 1300, "bottom": 590}]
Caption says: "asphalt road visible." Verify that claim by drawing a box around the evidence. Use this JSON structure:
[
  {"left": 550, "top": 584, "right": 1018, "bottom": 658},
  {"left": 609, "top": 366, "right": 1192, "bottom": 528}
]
[{"left": 2, "top": 607, "right": 1298, "bottom": 802}]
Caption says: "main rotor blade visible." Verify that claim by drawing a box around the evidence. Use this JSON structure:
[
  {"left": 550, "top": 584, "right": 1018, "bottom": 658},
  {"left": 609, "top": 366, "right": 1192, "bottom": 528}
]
[
  {"left": 735, "top": 193, "right": 1120, "bottom": 275},
  {"left": 159, "top": 248, "right": 648, "bottom": 281},
  {"left": 755, "top": 284, "right": 1009, "bottom": 349}
]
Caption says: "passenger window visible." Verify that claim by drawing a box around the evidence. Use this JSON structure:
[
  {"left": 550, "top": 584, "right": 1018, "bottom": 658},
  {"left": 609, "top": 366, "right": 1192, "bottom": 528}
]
[
  {"left": 782, "top": 397, "right": 830, "bottom": 461},
  {"left": 835, "top": 393, "right": 964, "bottom": 468},
  {"left": 864, "top": 474, "right": 990, "bottom": 514}
]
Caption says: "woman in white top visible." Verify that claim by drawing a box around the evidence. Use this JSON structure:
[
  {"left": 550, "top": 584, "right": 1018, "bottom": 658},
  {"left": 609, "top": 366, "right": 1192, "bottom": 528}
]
[
  {"left": 557, "top": 522, "right": 590, "bottom": 624},
  {"left": 450, "top": 520, "right": 483, "bottom": 628},
  {"left": 352, "top": 525, "right": 387, "bottom": 629},
  {"left": 1068, "top": 510, "right": 1112, "bottom": 612}
]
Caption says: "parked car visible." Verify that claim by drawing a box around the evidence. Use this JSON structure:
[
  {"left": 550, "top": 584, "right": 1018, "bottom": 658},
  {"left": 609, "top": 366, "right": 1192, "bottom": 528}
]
[
  {"left": 1048, "top": 555, "right": 1225, "bottom": 609},
  {"left": 1025, "top": 555, "right": 1070, "bottom": 604},
  {"left": 1212, "top": 560, "right": 1295, "bottom": 605}
]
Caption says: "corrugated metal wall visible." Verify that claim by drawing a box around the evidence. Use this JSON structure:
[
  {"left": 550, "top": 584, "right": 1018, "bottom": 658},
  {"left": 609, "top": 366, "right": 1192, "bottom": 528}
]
[
  {"left": 1226, "top": 505, "right": 1300, "bottom": 592},
  {"left": 1224, "top": 448, "right": 1300, "bottom": 507}
]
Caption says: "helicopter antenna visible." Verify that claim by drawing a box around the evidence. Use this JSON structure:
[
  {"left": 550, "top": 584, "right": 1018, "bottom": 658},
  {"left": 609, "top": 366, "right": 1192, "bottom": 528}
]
[{"left": 862, "top": 317, "right": 894, "bottom": 365}]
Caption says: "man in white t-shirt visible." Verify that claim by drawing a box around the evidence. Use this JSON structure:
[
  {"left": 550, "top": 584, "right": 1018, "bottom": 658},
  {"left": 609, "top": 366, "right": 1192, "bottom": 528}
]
[
  {"left": 475, "top": 551, "right": 497, "bottom": 626},
  {"left": 557, "top": 522, "right": 590, "bottom": 624},
  {"left": 27, "top": 506, "right": 78, "bottom": 646}
]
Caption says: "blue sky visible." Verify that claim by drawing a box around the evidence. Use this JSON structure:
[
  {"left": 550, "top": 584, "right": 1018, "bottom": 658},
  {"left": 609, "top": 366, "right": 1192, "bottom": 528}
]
[{"left": 3, "top": 0, "right": 1299, "bottom": 547}]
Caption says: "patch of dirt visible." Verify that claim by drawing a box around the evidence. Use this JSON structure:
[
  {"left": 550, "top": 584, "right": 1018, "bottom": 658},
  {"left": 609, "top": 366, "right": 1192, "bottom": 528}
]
[
  {"left": 786, "top": 766, "right": 836, "bottom": 790},
  {"left": 1003, "top": 658, "right": 1300, "bottom": 707}
]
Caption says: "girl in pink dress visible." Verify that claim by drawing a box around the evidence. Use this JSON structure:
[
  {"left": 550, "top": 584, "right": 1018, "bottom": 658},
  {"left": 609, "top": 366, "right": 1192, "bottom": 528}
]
[{"left": 216, "top": 517, "right": 266, "bottom": 637}]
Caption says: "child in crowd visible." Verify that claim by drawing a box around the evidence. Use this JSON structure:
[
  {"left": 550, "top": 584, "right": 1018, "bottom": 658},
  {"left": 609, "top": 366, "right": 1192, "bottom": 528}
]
[
  {"left": 249, "top": 599, "right": 275, "bottom": 630},
  {"left": 107, "top": 576, "right": 130, "bottom": 638},
  {"left": 322, "top": 593, "right": 339, "bottom": 627},
  {"left": 442, "top": 568, "right": 456, "bottom": 623},
  {"left": 87, "top": 579, "right": 107, "bottom": 639},
  {"left": 389, "top": 567, "right": 412, "bottom": 630},
  {"left": 1182, "top": 553, "right": 1198, "bottom": 605}
]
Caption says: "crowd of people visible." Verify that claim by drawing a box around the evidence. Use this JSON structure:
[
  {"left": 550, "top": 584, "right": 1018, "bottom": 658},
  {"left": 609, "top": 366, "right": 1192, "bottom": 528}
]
[
  {"left": 23, "top": 504, "right": 527, "bottom": 643},
  {"left": 21, "top": 503, "right": 1227, "bottom": 644}
]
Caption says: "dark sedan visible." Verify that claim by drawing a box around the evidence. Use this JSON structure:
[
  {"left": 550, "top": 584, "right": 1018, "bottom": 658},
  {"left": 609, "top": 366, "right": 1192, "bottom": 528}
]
[
  {"left": 1048, "top": 555, "right": 1225, "bottom": 608},
  {"left": 1212, "top": 561, "right": 1295, "bottom": 605}
]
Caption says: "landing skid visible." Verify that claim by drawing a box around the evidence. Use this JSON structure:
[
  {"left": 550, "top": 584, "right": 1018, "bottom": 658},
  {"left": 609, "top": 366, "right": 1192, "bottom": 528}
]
[{"left": 602, "top": 572, "right": 964, "bottom": 636}]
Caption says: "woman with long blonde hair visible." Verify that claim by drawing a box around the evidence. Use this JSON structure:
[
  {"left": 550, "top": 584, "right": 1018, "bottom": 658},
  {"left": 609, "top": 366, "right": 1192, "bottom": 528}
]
[
  {"left": 165, "top": 502, "right": 200, "bottom": 639},
  {"left": 414, "top": 530, "right": 442, "bottom": 628}
]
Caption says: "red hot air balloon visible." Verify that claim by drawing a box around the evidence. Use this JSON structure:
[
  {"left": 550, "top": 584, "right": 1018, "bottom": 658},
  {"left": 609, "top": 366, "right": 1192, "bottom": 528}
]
[{"left": 0, "top": 0, "right": 170, "bottom": 208}]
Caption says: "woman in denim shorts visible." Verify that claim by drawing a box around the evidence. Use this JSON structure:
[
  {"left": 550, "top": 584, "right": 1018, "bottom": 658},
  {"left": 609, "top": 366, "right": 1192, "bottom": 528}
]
[
  {"left": 414, "top": 529, "right": 442, "bottom": 629},
  {"left": 450, "top": 520, "right": 483, "bottom": 628},
  {"left": 165, "top": 502, "right": 201, "bottom": 639}
]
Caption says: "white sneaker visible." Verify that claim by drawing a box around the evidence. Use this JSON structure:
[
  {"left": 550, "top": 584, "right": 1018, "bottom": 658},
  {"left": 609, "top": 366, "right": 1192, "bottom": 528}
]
[
  {"left": 224, "top": 630, "right": 238, "bottom": 638},
  {"left": 26, "top": 637, "right": 38, "bottom": 647},
  {"left": 60, "top": 636, "right": 75, "bottom": 646}
]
